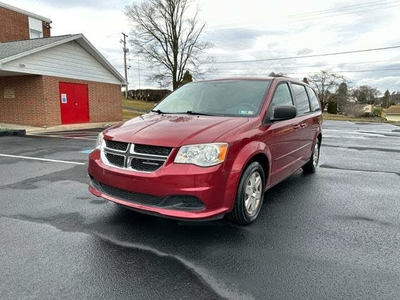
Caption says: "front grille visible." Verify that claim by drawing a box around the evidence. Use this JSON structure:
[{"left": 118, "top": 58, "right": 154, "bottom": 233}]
[
  {"left": 102, "top": 140, "right": 171, "bottom": 172},
  {"left": 134, "top": 144, "right": 172, "bottom": 156},
  {"left": 130, "top": 158, "right": 164, "bottom": 172},
  {"left": 98, "top": 182, "right": 164, "bottom": 206},
  {"left": 105, "top": 153, "right": 125, "bottom": 167},
  {"left": 90, "top": 176, "right": 204, "bottom": 211},
  {"left": 105, "top": 140, "right": 129, "bottom": 152}
]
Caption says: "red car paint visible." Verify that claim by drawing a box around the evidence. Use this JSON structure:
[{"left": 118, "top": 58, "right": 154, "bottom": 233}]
[{"left": 88, "top": 77, "right": 322, "bottom": 222}]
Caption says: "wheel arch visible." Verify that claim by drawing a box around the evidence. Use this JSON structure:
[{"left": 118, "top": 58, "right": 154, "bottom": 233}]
[
  {"left": 247, "top": 153, "right": 269, "bottom": 185},
  {"left": 230, "top": 141, "right": 271, "bottom": 192}
]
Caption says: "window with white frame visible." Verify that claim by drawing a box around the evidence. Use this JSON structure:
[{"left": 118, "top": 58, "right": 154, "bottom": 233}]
[
  {"left": 28, "top": 17, "right": 43, "bottom": 39},
  {"left": 30, "top": 29, "right": 41, "bottom": 39}
]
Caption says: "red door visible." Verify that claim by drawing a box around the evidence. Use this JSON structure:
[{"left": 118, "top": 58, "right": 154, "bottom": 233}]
[{"left": 59, "top": 82, "right": 89, "bottom": 124}]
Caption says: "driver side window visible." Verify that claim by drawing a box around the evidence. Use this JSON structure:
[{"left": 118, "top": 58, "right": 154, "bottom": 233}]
[
  {"left": 268, "top": 83, "right": 294, "bottom": 119},
  {"left": 270, "top": 83, "right": 294, "bottom": 108}
]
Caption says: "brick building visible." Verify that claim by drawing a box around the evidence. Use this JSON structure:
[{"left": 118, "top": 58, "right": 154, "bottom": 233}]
[{"left": 0, "top": 2, "right": 126, "bottom": 127}]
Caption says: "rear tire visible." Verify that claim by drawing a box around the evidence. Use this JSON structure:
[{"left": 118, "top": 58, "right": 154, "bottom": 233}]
[
  {"left": 226, "top": 162, "right": 265, "bottom": 225},
  {"left": 303, "top": 140, "right": 320, "bottom": 174}
]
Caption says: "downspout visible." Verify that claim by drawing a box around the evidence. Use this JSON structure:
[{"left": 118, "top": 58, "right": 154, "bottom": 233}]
[{"left": 41, "top": 76, "right": 48, "bottom": 128}]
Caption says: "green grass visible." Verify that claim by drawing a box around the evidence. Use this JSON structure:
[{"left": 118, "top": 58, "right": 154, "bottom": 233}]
[
  {"left": 123, "top": 110, "right": 141, "bottom": 120},
  {"left": 322, "top": 113, "right": 391, "bottom": 123},
  {"left": 122, "top": 98, "right": 156, "bottom": 111}
]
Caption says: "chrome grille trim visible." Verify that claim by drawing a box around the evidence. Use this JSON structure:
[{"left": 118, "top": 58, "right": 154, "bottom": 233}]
[
  {"left": 101, "top": 139, "right": 171, "bottom": 173},
  {"left": 129, "top": 153, "right": 167, "bottom": 161}
]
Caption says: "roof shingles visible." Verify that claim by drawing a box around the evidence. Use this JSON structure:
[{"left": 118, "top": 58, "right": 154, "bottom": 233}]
[
  {"left": 386, "top": 106, "right": 400, "bottom": 114},
  {"left": 0, "top": 35, "right": 72, "bottom": 60}
]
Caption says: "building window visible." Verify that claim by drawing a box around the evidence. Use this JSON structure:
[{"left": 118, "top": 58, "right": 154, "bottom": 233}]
[
  {"left": 30, "top": 29, "right": 41, "bottom": 39},
  {"left": 28, "top": 17, "right": 43, "bottom": 39}
]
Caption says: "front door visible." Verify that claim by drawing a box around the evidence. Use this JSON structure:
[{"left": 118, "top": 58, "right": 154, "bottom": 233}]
[
  {"left": 266, "top": 82, "right": 302, "bottom": 185},
  {"left": 59, "top": 82, "right": 89, "bottom": 124},
  {"left": 289, "top": 83, "right": 316, "bottom": 164}
]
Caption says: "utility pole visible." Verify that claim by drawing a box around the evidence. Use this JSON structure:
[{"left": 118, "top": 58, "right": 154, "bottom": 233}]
[
  {"left": 120, "top": 32, "right": 129, "bottom": 98},
  {"left": 137, "top": 57, "right": 141, "bottom": 89}
]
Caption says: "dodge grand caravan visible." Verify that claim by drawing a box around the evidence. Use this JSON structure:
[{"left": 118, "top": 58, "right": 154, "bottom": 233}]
[{"left": 88, "top": 77, "right": 322, "bottom": 224}]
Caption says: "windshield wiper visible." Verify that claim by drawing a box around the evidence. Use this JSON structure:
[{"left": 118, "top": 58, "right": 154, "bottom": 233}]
[
  {"left": 151, "top": 109, "right": 171, "bottom": 114},
  {"left": 151, "top": 109, "right": 216, "bottom": 116},
  {"left": 185, "top": 111, "right": 216, "bottom": 116}
]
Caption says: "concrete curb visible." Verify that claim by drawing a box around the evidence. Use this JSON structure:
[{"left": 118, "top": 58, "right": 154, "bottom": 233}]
[{"left": 0, "top": 121, "right": 120, "bottom": 135}]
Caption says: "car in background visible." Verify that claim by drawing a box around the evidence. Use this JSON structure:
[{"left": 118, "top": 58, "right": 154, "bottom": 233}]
[{"left": 88, "top": 77, "right": 322, "bottom": 224}]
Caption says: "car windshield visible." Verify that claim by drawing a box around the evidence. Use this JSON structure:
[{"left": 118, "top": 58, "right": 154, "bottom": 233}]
[{"left": 153, "top": 80, "right": 271, "bottom": 117}]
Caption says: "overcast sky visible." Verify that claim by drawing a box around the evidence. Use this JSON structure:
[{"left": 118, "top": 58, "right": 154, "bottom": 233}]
[{"left": 4, "top": 0, "right": 400, "bottom": 93}]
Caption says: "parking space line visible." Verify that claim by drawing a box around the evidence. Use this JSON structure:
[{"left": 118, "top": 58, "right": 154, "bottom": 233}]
[
  {"left": 0, "top": 153, "right": 86, "bottom": 165},
  {"left": 80, "top": 150, "right": 94, "bottom": 154}
]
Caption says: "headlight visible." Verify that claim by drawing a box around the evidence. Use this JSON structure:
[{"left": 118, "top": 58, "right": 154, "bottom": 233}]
[
  {"left": 174, "top": 143, "right": 228, "bottom": 167},
  {"left": 95, "top": 132, "right": 104, "bottom": 149}
]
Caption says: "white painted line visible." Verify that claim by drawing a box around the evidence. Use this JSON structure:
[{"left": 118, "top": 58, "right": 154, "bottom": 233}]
[
  {"left": 80, "top": 149, "right": 94, "bottom": 154},
  {"left": 0, "top": 153, "right": 86, "bottom": 165}
]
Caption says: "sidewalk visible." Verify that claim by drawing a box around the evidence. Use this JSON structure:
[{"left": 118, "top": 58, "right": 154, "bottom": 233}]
[{"left": 0, "top": 121, "right": 119, "bottom": 136}]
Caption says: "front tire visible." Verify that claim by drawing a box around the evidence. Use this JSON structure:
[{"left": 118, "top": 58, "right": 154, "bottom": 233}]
[
  {"left": 226, "top": 162, "right": 265, "bottom": 225},
  {"left": 302, "top": 140, "right": 320, "bottom": 174}
]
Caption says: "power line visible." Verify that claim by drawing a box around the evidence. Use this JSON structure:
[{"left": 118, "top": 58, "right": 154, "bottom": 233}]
[
  {"left": 289, "top": 67, "right": 400, "bottom": 74},
  {"left": 288, "top": 3, "right": 400, "bottom": 23},
  {"left": 206, "top": 45, "right": 400, "bottom": 64},
  {"left": 205, "top": 0, "right": 400, "bottom": 31},
  {"left": 213, "top": 59, "right": 400, "bottom": 72},
  {"left": 208, "top": 67, "right": 400, "bottom": 76},
  {"left": 287, "top": 0, "right": 400, "bottom": 20},
  {"left": 285, "top": 0, "right": 391, "bottom": 18}
]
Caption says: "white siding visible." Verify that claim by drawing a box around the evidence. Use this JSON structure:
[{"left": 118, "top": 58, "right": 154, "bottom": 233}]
[
  {"left": 386, "top": 115, "right": 400, "bottom": 122},
  {"left": 2, "top": 41, "right": 121, "bottom": 84}
]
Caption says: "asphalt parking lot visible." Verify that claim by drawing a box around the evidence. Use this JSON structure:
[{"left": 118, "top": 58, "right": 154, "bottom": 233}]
[{"left": 1, "top": 120, "right": 400, "bottom": 300}]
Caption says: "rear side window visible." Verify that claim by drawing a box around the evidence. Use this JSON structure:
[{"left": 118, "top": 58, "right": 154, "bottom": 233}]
[
  {"left": 306, "top": 86, "right": 321, "bottom": 111},
  {"left": 291, "top": 84, "right": 311, "bottom": 115},
  {"left": 270, "top": 83, "right": 294, "bottom": 109}
]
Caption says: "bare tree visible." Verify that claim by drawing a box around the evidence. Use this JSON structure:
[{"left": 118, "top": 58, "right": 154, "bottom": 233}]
[
  {"left": 308, "top": 70, "right": 345, "bottom": 111},
  {"left": 124, "top": 0, "right": 212, "bottom": 90},
  {"left": 352, "top": 85, "right": 380, "bottom": 104}
]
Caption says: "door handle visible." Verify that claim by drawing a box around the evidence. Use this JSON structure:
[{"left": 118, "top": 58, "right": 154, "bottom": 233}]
[{"left": 294, "top": 123, "right": 307, "bottom": 130}]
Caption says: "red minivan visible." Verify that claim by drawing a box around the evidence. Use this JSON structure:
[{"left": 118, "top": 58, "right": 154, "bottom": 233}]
[{"left": 88, "top": 77, "right": 322, "bottom": 224}]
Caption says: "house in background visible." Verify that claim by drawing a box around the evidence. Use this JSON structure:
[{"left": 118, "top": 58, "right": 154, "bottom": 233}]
[
  {"left": 0, "top": 2, "right": 126, "bottom": 127},
  {"left": 0, "top": 1, "right": 52, "bottom": 41},
  {"left": 362, "top": 104, "right": 374, "bottom": 115},
  {"left": 385, "top": 106, "right": 400, "bottom": 122}
]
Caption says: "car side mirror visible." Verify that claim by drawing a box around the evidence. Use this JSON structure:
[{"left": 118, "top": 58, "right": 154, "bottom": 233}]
[{"left": 272, "top": 105, "right": 297, "bottom": 121}]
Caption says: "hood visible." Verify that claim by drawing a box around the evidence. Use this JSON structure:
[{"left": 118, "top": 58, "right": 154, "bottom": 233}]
[{"left": 104, "top": 113, "right": 249, "bottom": 147}]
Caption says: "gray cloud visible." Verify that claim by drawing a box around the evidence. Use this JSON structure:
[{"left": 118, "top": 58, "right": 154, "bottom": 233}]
[
  {"left": 297, "top": 48, "right": 313, "bottom": 55},
  {"left": 203, "top": 28, "right": 284, "bottom": 51},
  {"left": 33, "top": 0, "right": 127, "bottom": 10}
]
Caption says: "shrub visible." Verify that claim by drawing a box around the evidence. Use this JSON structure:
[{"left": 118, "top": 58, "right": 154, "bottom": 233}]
[
  {"left": 342, "top": 103, "right": 365, "bottom": 117},
  {"left": 373, "top": 107, "right": 383, "bottom": 117},
  {"left": 327, "top": 101, "right": 338, "bottom": 114}
]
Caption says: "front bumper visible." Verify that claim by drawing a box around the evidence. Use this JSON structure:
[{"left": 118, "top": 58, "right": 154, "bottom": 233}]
[{"left": 88, "top": 150, "right": 240, "bottom": 220}]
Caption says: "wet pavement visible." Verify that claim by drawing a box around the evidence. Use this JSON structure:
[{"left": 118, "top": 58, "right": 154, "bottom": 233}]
[{"left": 0, "top": 120, "right": 399, "bottom": 300}]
